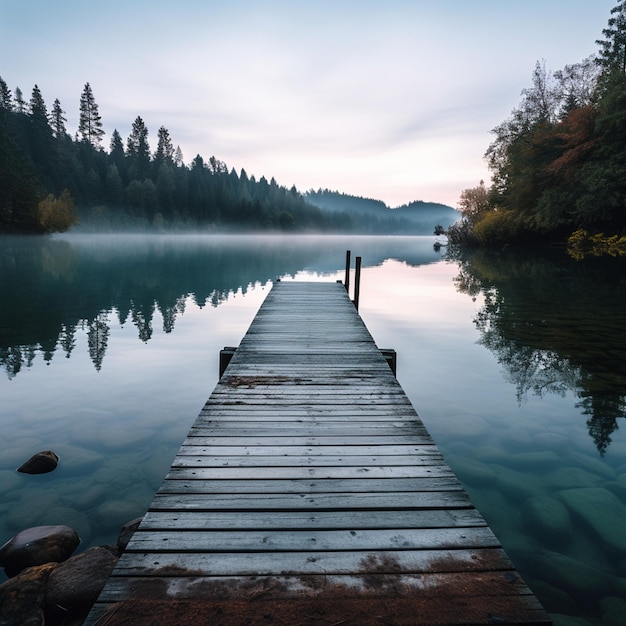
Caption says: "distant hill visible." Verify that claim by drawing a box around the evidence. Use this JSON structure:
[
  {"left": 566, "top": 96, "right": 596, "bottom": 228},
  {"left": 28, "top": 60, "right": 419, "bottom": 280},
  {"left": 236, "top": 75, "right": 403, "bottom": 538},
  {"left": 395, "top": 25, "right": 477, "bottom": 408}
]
[
  {"left": 304, "top": 189, "right": 459, "bottom": 234},
  {"left": 392, "top": 200, "right": 460, "bottom": 228}
]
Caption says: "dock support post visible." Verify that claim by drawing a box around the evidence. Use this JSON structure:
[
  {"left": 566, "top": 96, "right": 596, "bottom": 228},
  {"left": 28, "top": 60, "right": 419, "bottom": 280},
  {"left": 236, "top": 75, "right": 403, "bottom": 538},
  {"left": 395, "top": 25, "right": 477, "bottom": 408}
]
[
  {"left": 344, "top": 250, "right": 351, "bottom": 292},
  {"left": 380, "top": 348, "right": 397, "bottom": 376},
  {"left": 353, "top": 256, "right": 361, "bottom": 310},
  {"left": 219, "top": 346, "right": 237, "bottom": 378}
]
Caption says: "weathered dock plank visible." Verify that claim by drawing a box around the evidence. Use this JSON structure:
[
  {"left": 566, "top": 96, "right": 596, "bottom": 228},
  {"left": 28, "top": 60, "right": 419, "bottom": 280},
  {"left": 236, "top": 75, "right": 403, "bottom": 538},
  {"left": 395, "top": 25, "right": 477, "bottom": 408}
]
[{"left": 85, "top": 281, "right": 550, "bottom": 625}]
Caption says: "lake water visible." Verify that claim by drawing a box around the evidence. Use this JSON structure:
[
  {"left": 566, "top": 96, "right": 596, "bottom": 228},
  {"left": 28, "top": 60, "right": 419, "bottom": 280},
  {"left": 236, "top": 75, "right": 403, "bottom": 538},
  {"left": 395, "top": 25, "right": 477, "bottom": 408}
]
[{"left": 1, "top": 234, "right": 625, "bottom": 625}]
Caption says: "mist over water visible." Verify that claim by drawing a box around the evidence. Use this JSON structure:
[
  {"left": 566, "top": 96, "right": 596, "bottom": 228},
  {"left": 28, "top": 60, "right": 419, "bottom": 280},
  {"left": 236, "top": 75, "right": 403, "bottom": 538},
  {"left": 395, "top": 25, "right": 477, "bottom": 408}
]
[{"left": 1, "top": 234, "right": 625, "bottom": 624}]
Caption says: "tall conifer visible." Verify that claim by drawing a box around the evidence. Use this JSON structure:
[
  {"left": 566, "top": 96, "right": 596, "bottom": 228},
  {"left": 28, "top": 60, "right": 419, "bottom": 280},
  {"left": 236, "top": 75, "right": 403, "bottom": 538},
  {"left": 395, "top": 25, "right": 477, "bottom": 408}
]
[
  {"left": 155, "top": 126, "right": 174, "bottom": 163},
  {"left": 29, "top": 85, "right": 48, "bottom": 118},
  {"left": 596, "top": 1, "right": 626, "bottom": 73},
  {"left": 0, "top": 77, "right": 12, "bottom": 110},
  {"left": 14, "top": 87, "right": 26, "bottom": 113},
  {"left": 78, "top": 82, "right": 104, "bottom": 147},
  {"left": 51, "top": 99, "right": 67, "bottom": 138}
]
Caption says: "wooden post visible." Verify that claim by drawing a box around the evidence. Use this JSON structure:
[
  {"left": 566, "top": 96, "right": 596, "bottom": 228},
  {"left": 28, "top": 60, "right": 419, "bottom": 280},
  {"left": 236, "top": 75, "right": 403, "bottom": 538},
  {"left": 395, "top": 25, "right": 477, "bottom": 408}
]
[
  {"left": 380, "top": 348, "right": 397, "bottom": 376},
  {"left": 219, "top": 346, "right": 237, "bottom": 378},
  {"left": 353, "top": 256, "right": 361, "bottom": 310},
  {"left": 344, "top": 250, "right": 351, "bottom": 292}
]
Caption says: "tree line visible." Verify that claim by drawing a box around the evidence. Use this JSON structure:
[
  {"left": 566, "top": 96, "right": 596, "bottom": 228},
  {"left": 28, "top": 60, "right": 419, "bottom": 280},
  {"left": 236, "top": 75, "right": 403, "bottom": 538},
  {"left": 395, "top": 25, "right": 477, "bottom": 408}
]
[
  {"left": 0, "top": 82, "right": 352, "bottom": 233},
  {"left": 449, "top": 1, "right": 626, "bottom": 251}
]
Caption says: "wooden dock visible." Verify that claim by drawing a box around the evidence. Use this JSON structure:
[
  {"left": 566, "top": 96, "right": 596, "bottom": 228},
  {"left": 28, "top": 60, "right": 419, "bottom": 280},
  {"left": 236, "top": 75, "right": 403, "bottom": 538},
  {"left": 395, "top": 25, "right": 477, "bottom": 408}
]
[{"left": 86, "top": 281, "right": 550, "bottom": 625}]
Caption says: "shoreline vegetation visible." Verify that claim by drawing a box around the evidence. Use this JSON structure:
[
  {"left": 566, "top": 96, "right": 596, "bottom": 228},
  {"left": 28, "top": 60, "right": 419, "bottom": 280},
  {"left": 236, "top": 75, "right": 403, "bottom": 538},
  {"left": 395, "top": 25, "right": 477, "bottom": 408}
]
[
  {"left": 0, "top": 81, "right": 457, "bottom": 237},
  {"left": 448, "top": 2, "right": 626, "bottom": 256}
]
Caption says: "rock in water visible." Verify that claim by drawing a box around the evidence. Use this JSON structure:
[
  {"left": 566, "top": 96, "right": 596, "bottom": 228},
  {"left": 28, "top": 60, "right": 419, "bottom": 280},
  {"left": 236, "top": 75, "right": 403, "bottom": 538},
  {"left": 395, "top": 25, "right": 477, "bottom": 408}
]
[
  {"left": 17, "top": 451, "right": 59, "bottom": 474},
  {"left": 0, "top": 525, "right": 80, "bottom": 577},
  {"left": 0, "top": 562, "right": 57, "bottom": 626},
  {"left": 45, "top": 547, "right": 118, "bottom": 618},
  {"left": 117, "top": 517, "right": 143, "bottom": 552}
]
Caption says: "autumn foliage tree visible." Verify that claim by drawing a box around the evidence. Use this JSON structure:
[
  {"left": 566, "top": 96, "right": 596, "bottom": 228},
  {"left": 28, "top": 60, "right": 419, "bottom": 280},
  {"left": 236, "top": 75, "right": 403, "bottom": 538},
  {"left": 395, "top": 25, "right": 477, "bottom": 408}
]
[
  {"left": 36, "top": 189, "right": 77, "bottom": 232},
  {"left": 454, "top": 2, "right": 626, "bottom": 247}
]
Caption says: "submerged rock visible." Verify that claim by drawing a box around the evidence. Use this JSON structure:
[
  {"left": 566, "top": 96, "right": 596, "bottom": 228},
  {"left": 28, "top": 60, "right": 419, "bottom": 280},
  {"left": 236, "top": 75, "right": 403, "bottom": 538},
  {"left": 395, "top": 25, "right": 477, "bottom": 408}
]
[
  {"left": 533, "top": 549, "right": 611, "bottom": 602},
  {"left": 546, "top": 466, "right": 603, "bottom": 490},
  {"left": 492, "top": 464, "right": 547, "bottom": 502},
  {"left": 559, "top": 487, "right": 626, "bottom": 555},
  {"left": 567, "top": 450, "right": 616, "bottom": 481},
  {"left": 601, "top": 596, "right": 626, "bottom": 626},
  {"left": 448, "top": 455, "right": 497, "bottom": 487},
  {"left": 527, "top": 579, "right": 577, "bottom": 615},
  {"left": 17, "top": 450, "right": 59, "bottom": 474},
  {"left": 0, "top": 525, "right": 80, "bottom": 577},
  {"left": 523, "top": 495, "right": 572, "bottom": 545}
]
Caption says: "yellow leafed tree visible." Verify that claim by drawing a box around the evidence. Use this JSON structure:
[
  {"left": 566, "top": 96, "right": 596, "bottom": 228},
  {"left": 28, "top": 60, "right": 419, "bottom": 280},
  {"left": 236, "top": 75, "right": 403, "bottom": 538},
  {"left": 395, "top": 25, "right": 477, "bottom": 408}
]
[{"left": 36, "top": 189, "right": 77, "bottom": 233}]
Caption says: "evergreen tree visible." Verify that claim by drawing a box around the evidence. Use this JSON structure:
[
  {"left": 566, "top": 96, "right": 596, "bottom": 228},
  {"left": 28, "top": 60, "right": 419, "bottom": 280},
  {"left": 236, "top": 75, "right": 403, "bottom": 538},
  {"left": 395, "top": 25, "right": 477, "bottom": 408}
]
[
  {"left": 78, "top": 82, "right": 104, "bottom": 147},
  {"left": 109, "top": 128, "right": 125, "bottom": 172},
  {"left": 109, "top": 128, "right": 125, "bottom": 173},
  {"left": 27, "top": 85, "right": 56, "bottom": 189},
  {"left": 0, "top": 112, "right": 42, "bottom": 230},
  {"left": 127, "top": 116, "right": 151, "bottom": 179},
  {"left": 110, "top": 129, "right": 124, "bottom": 154},
  {"left": 29, "top": 84, "right": 48, "bottom": 118},
  {"left": 597, "top": 1, "right": 626, "bottom": 73},
  {"left": 14, "top": 87, "right": 26, "bottom": 113},
  {"left": 174, "top": 145, "right": 184, "bottom": 167},
  {"left": 208, "top": 155, "right": 228, "bottom": 174},
  {"left": 154, "top": 126, "right": 174, "bottom": 163},
  {"left": 0, "top": 77, "right": 12, "bottom": 110},
  {"left": 105, "top": 163, "right": 124, "bottom": 205},
  {"left": 50, "top": 98, "right": 67, "bottom": 138},
  {"left": 127, "top": 116, "right": 150, "bottom": 158}
]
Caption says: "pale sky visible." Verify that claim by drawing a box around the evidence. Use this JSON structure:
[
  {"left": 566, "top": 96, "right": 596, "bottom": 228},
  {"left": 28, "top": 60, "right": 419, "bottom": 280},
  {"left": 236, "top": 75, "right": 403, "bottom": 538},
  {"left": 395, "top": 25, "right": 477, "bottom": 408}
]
[{"left": 0, "top": 0, "right": 615, "bottom": 208}]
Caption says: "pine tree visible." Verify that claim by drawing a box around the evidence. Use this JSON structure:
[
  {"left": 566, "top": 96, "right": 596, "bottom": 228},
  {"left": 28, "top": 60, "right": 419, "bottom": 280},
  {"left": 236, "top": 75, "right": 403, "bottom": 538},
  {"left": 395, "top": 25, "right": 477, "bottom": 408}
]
[
  {"left": 154, "top": 126, "right": 174, "bottom": 163},
  {"left": 110, "top": 129, "right": 124, "bottom": 153},
  {"left": 50, "top": 99, "right": 67, "bottom": 138},
  {"left": 29, "top": 84, "right": 47, "bottom": 118},
  {"left": 27, "top": 85, "right": 55, "bottom": 184},
  {"left": 127, "top": 116, "right": 150, "bottom": 159},
  {"left": 109, "top": 129, "right": 126, "bottom": 182},
  {"left": 78, "top": 82, "right": 104, "bottom": 147},
  {"left": 597, "top": 1, "right": 626, "bottom": 73},
  {"left": 0, "top": 77, "right": 12, "bottom": 110},
  {"left": 126, "top": 116, "right": 150, "bottom": 179},
  {"left": 14, "top": 87, "right": 26, "bottom": 113},
  {"left": 174, "top": 145, "right": 184, "bottom": 167}
]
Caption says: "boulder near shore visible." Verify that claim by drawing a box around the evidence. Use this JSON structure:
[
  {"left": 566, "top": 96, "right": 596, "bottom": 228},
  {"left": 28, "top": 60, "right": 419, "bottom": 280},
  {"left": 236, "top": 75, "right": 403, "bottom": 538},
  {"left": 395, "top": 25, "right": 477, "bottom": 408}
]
[{"left": 0, "top": 518, "right": 140, "bottom": 626}]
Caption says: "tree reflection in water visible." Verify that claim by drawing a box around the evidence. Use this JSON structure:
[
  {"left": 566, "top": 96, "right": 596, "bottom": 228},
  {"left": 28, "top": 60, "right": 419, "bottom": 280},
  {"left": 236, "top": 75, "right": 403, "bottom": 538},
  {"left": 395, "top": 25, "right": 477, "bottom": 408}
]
[
  {"left": 449, "top": 246, "right": 626, "bottom": 455},
  {"left": 0, "top": 234, "right": 443, "bottom": 379}
]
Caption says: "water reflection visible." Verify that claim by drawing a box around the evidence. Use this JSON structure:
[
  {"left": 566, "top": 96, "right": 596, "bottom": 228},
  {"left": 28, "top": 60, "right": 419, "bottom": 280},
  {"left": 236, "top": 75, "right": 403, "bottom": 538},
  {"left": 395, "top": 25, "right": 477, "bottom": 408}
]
[
  {"left": 450, "top": 247, "right": 626, "bottom": 454},
  {"left": 0, "top": 234, "right": 443, "bottom": 378}
]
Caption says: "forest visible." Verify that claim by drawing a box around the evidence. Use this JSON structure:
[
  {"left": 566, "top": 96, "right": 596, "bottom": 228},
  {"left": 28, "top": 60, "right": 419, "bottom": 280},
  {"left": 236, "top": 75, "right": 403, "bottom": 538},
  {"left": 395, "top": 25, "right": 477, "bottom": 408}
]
[
  {"left": 449, "top": 1, "right": 626, "bottom": 252},
  {"left": 0, "top": 80, "right": 454, "bottom": 235},
  {"left": 0, "top": 82, "right": 337, "bottom": 234}
]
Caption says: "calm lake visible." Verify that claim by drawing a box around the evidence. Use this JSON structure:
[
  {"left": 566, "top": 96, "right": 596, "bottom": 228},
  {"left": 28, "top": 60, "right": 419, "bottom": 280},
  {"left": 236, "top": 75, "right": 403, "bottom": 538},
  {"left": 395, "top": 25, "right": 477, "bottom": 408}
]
[{"left": 1, "top": 234, "right": 625, "bottom": 624}]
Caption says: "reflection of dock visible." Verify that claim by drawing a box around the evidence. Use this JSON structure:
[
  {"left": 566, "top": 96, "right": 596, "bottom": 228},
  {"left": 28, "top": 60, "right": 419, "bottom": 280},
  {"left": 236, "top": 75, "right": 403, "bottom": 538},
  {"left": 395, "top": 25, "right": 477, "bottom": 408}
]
[{"left": 86, "top": 281, "right": 550, "bottom": 625}]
